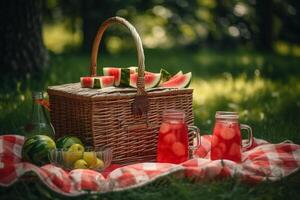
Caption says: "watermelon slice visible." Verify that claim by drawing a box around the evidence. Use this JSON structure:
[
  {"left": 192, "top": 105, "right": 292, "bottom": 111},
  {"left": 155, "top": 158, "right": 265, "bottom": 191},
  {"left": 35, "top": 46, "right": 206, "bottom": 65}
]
[
  {"left": 144, "top": 68, "right": 172, "bottom": 84},
  {"left": 103, "top": 67, "right": 137, "bottom": 86},
  {"left": 169, "top": 70, "right": 183, "bottom": 81},
  {"left": 93, "top": 76, "right": 115, "bottom": 88},
  {"left": 130, "top": 73, "right": 161, "bottom": 89},
  {"left": 160, "top": 72, "right": 192, "bottom": 89},
  {"left": 80, "top": 77, "right": 94, "bottom": 88},
  {"left": 80, "top": 76, "right": 115, "bottom": 88},
  {"left": 160, "top": 68, "right": 172, "bottom": 82},
  {"left": 145, "top": 71, "right": 155, "bottom": 75}
]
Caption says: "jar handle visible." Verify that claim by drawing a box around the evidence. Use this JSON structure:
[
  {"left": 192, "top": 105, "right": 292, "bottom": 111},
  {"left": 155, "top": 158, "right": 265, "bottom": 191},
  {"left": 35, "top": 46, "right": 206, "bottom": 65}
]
[
  {"left": 188, "top": 126, "right": 201, "bottom": 156},
  {"left": 240, "top": 124, "right": 253, "bottom": 151}
]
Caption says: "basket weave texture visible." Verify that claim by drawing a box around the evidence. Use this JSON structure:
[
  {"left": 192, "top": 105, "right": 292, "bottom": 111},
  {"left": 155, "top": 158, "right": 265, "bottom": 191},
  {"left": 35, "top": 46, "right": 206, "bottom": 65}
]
[{"left": 47, "top": 17, "right": 194, "bottom": 164}]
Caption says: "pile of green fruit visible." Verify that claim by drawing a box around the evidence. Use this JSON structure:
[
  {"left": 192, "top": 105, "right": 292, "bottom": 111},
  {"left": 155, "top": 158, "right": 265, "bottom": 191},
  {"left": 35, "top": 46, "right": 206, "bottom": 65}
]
[
  {"left": 65, "top": 145, "right": 104, "bottom": 169},
  {"left": 22, "top": 135, "right": 104, "bottom": 170}
]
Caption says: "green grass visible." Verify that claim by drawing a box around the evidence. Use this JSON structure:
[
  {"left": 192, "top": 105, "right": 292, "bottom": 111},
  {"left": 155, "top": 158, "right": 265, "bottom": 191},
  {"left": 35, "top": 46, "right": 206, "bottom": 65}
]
[
  {"left": 0, "top": 48, "right": 300, "bottom": 199},
  {"left": 1, "top": 171, "right": 300, "bottom": 200}
]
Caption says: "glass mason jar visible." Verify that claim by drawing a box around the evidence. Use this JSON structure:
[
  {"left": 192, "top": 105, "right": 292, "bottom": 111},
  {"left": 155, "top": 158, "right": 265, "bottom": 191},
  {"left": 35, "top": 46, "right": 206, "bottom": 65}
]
[
  {"left": 210, "top": 111, "right": 253, "bottom": 163},
  {"left": 24, "top": 92, "right": 55, "bottom": 139},
  {"left": 157, "top": 109, "right": 200, "bottom": 164}
]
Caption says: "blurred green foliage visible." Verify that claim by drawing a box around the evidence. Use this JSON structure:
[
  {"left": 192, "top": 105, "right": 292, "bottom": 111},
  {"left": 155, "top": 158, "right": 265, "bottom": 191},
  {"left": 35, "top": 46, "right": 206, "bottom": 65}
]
[{"left": 42, "top": 0, "right": 300, "bottom": 55}]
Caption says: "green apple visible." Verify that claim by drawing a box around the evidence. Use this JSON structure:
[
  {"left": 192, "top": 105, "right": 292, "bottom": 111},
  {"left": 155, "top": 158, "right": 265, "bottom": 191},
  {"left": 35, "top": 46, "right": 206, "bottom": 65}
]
[
  {"left": 90, "top": 158, "right": 104, "bottom": 169},
  {"left": 68, "top": 143, "right": 85, "bottom": 152},
  {"left": 83, "top": 152, "right": 97, "bottom": 166},
  {"left": 63, "top": 144, "right": 85, "bottom": 166},
  {"left": 73, "top": 159, "right": 88, "bottom": 169}
]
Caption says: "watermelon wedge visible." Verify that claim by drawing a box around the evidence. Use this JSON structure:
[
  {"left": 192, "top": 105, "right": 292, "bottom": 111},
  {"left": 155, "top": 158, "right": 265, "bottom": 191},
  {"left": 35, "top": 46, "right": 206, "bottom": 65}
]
[
  {"left": 145, "top": 71, "right": 155, "bottom": 75},
  {"left": 103, "top": 67, "right": 137, "bottom": 86},
  {"left": 160, "top": 72, "right": 192, "bottom": 89},
  {"left": 130, "top": 73, "right": 161, "bottom": 89},
  {"left": 170, "top": 70, "right": 183, "bottom": 80},
  {"left": 80, "top": 76, "right": 115, "bottom": 89},
  {"left": 93, "top": 76, "right": 115, "bottom": 88},
  {"left": 144, "top": 68, "right": 172, "bottom": 84},
  {"left": 80, "top": 77, "right": 94, "bottom": 88},
  {"left": 160, "top": 68, "right": 172, "bottom": 82}
]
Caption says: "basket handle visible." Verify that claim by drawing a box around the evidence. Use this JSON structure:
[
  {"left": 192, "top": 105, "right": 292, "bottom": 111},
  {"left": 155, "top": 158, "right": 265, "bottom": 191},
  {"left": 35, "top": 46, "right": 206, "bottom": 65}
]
[{"left": 90, "top": 16, "right": 146, "bottom": 94}]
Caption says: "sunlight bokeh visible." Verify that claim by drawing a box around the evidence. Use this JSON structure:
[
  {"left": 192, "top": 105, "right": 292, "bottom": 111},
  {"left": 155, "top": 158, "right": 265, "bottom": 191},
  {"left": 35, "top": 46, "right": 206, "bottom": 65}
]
[
  {"left": 43, "top": 23, "right": 82, "bottom": 53},
  {"left": 274, "top": 41, "right": 300, "bottom": 57},
  {"left": 191, "top": 74, "right": 276, "bottom": 125}
]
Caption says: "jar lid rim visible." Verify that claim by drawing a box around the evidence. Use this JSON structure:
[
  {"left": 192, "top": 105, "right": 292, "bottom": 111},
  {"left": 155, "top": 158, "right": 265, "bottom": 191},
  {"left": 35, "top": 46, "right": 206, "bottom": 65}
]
[
  {"left": 163, "top": 109, "right": 185, "bottom": 119},
  {"left": 215, "top": 111, "right": 239, "bottom": 119}
]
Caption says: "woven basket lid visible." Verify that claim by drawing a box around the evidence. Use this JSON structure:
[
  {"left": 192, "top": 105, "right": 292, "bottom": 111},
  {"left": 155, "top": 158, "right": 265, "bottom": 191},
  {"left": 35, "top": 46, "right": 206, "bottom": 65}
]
[{"left": 48, "top": 83, "right": 192, "bottom": 99}]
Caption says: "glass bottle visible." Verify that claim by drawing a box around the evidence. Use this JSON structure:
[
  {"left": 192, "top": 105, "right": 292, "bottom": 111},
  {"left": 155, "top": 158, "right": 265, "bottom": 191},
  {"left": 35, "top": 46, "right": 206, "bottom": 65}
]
[{"left": 24, "top": 91, "right": 55, "bottom": 139}]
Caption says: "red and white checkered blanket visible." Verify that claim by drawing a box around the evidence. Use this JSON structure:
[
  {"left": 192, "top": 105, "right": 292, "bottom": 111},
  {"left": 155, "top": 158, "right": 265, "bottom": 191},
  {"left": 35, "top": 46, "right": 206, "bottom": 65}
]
[{"left": 0, "top": 134, "right": 299, "bottom": 196}]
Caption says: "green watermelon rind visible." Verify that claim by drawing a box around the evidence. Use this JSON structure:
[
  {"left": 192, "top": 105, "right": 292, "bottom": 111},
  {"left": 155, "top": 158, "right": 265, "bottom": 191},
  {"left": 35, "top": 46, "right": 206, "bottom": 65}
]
[
  {"left": 160, "top": 68, "right": 172, "bottom": 83},
  {"left": 119, "top": 68, "right": 131, "bottom": 87},
  {"left": 130, "top": 73, "right": 161, "bottom": 89},
  {"left": 158, "top": 70, "right": 183, "bottom": 86},
  {"left": 147, "top": 73, "right": 161, "bottom": 89},
  {"left": 56, "top": 136, "right": 83, "bottom": 149},
  {"left": 22, "top": 135, "right": 56, "bottom": 166},
  {"left": 177, "top": 72, "right": 192, "bottom": 88},
  {"left": 171, "top": 71, "right": 183, "bottom": 80},
  {"left": 160, "top": 72, "right": 192, "bottom": 89},
  {"left": 103, "top": 67, "right": 132, "bottom": 87},
  {"left": 185, "top": 74, "right": 192, "bottom": 88},
  {"left": 96, "top": 76, "right": 115, "bottom": 88},
  {"left": 80, "top": 76, "right": 115, "bottom": 89},
  {"left": 93, "top": 78, "right": 101, "bottom": 88}
]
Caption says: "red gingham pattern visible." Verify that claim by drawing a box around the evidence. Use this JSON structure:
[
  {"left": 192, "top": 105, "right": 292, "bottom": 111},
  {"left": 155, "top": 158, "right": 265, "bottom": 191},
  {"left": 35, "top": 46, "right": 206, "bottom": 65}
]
[{"left": 0, "top": 134, "right": 299, "bottom": 196}]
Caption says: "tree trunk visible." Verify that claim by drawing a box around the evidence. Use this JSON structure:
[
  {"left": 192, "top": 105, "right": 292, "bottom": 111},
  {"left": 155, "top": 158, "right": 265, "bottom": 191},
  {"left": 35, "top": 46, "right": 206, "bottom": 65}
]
[
  {"left": 81, "top": 0, "right": 111, "bottom": 53},
  {"left": 255, "top": 0, "right": 274, "bottom": 51},
  {"left": 81, "top": 0, "right": 124, "bottom": 53},
  {"left": 0, "top": 0, "right": 47, "bottom": 80}
]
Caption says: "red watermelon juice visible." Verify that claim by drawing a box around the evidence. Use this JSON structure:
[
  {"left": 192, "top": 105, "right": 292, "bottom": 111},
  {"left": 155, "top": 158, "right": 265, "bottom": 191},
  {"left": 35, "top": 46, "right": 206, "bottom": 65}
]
[
  {"left": 157, "top": 110, "right": 189, "bottom": 164},
  {"left": 211, "top": 120, "right": 242, "bottom": 162},
  {"left": 210, "top": 111, "right": 253, "bottom": 163}
]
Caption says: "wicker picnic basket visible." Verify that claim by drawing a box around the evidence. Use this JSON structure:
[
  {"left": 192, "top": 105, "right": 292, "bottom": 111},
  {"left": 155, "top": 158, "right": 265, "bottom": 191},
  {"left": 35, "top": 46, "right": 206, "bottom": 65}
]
[{"left": 47, "top": 16, "right": 194, "bottom": 164}]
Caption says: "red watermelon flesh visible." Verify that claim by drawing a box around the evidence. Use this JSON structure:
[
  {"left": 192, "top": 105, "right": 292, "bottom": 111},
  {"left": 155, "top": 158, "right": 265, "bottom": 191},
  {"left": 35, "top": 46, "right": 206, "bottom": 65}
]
[
  {"left": 80, "top": 77, "right": 93, "bottom": 88},
  {"left": 103, "top": 67, "right": 137, "bottom": 86},
  {"left": 98, "top": 76, "right": 115, "bottom": 88},
  {"left": 130, "top": 73, "right": 161, "bottom": 89},
  {"left": 80, "top": 76, "right": 115, "bottom": 88},
  {"left": 145, "top": 71, "right": 155, "bottom": 75},
  {"left": 170, "top": 71, "right": 183, "bottom": 80},
  {"left": 103, "top": 67, "right": 121, "bottom": 86},
  {"left": 160, "top": 72, "right": 192, "bottom": 89}
]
